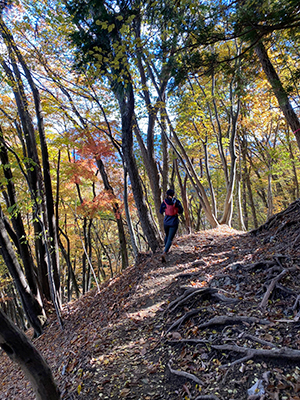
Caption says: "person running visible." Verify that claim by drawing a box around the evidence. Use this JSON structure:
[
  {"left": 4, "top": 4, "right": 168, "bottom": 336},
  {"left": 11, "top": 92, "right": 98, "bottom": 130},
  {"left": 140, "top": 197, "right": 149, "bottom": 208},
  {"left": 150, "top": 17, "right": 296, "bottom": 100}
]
[{"left": 159, "top": 189, "right": 183, "bottom": 262}]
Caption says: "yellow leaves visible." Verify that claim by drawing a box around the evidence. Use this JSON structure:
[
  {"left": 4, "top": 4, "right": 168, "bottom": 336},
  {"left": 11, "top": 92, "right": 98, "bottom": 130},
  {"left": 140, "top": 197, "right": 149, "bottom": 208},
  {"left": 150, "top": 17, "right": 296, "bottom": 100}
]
[
  {"left": 96, "top": 20, "right": 108, "bottom": 30},
  {"left": 125, "top": 15, "right": 135, "bottom": 24},
  {"left": 77, "top": 383, "right": 82, "bottom": 394},
  {"left": 95, "top": 21, "right": 115, "bottom": 32},
  {"left": 108, "top": 23, "right": 115, "bottom": 33}
]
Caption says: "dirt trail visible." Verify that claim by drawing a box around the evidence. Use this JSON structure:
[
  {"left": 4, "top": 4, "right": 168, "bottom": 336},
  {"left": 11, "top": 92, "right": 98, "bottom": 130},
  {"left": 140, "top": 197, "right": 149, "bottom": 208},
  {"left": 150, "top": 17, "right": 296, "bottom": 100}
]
[{"left": 1, "top": 205, "right": 300, "bottom": 400}]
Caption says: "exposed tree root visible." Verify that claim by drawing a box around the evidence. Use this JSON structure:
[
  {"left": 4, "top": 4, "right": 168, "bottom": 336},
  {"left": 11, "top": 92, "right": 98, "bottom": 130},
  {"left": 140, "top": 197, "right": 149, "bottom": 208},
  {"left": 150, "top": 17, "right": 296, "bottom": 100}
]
[
  {"left": 291, "top": 232, "right": 300, "bottom": 249},
  {"left": 167, "top": 287, "right": 218, "bottom": 312},
  {"left": 198, "top": 315, "right": 270, "bottom": 330},
  {"left": 168, "top": 287, "right": 237, "bottom": 313},
  {"left": 211, "top": 292, "right": 238, "bottom": 304},
  {"left": 212, "top": 344, "right": 300, "bottom": 367},
  {"left": 241, "top": 332, "right": 277, "bottom": 348},
  {"left": 166, "top": 308, "right": 203, "bottom": 333},
  {"left": 244, "top": 261, "right": 276, "bottom": 271},
  {"left": 167, "top": 332, "right": 277, "bottom": 349},
  {"left": 292, "top": 294, "right": 300, "bottom": 310},
  {"left": 260, "top": 269, "right": 288, "bottom": 311},
  {"left": 273, "top": 283, "right": 295, "bottom": 295},
  {"left": 167, "top": 339, "right": 209, "bottom": 346},
  {"left": 167, "top": 361, "right": 203, "bottom": 385}
]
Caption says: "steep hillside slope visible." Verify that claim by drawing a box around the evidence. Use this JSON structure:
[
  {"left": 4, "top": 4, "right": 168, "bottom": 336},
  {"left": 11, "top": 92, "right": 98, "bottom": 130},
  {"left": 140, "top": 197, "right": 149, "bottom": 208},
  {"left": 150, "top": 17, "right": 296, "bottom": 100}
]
[{"left": 1, "top": 199, "right": 300, "bottom": 400}]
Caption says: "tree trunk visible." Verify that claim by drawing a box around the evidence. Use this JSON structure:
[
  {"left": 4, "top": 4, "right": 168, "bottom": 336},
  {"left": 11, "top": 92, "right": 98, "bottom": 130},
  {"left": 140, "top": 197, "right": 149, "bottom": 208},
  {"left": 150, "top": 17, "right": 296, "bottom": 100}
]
[
  {"left": 0, "top": 132, "right": 46, "bottom": 323},
  {"left": 162, "top": 108, "right": 218, "bottom": 228},
  {"left": 116, "top": 82, "right": 160, "bottom": 253},
  {"left": 0, "top": 19, "right": 62, "bottom": 320},
  {"left": 0, "top": 214, "right": 44, "bottom": 336},
  {"left": 160, "top": 110, "right": 169, "bottom": 196},
  {"left": 134, "top": 25, "right": 165, "bottom": 232},
  {"left": 236, "top": 138, "right": 246, "bottom": 231},
  {"left": 95, "top": 157, "right": 129, "bottom": 269},
  {"left": 134, "top": 122, "right": 164, "bottom": 233},
  {"left": 174, "top": 159, "right": 191, "bottom": 234},
  {"left": 0, "top": 310, "right": 60, "bottom": 400},
  {"left": 255, "top": 40, "right": 300, "bottom": 149},
  {"left": 123, "top": 167, "right": 139, "bottom": 257},
  {"left": 267, "top": 171, "right": 273, "bottom": 219},
  {"left": 219, "top": 99, "right": 240, "bottom": 225},
  {"left": 192, "top": 122, "right": 217, "bottom": 218},
  {"left": 0, "top": 53, "right": 51, "bottom": 300},
  {"left": 58, "top": 233, "right": 80, "bottom": 300}
]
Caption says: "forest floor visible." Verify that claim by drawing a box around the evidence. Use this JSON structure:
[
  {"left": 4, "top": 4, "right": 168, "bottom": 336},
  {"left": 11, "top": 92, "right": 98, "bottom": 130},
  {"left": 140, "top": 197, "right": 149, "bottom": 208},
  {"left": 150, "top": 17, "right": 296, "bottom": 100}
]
[{"left": 2, "top": 200, "right": 300, "bottom": 400}]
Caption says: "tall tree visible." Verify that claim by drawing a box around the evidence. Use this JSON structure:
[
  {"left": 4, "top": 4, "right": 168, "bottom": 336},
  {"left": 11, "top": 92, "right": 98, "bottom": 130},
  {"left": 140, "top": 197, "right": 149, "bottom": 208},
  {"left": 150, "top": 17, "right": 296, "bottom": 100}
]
[
  {"left": 0, "top": 130, "right": 46, "bottom": 325},
  {"left": 0, "top": 10, "right": 62, "bottom": 327},
  {"left": 67, "top": 0, "right": 161, "bottom": 252}
]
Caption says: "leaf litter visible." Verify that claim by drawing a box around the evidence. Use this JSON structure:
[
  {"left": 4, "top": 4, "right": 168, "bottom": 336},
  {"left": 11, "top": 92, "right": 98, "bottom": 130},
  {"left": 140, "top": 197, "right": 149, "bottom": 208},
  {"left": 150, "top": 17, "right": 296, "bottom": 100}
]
[{"left": 1, "top": 199, "right": 300, "bottom": 399}]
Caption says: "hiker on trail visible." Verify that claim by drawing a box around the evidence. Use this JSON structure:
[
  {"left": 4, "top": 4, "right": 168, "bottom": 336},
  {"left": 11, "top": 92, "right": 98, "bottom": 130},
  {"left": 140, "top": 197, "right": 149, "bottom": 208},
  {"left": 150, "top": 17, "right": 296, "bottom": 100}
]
[{"left": 159, "top": 189, "right": 183, "bottom": 262}]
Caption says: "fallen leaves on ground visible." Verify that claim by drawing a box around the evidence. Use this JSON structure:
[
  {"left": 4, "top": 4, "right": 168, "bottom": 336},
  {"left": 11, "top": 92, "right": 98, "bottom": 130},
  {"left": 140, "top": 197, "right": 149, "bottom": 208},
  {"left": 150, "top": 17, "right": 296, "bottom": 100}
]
[{"left": 1, "top": 200, "right": 300, "bottom": 399}]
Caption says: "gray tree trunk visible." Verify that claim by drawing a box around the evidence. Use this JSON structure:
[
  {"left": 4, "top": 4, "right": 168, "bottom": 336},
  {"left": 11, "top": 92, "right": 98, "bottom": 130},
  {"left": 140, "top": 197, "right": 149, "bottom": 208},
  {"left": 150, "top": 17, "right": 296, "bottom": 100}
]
[
  {"left": 255, "top": 40, "right": 300, "bottom": 149},
  {"left": 116, "top": 82, "right": 160, "bottom": 252},
  {"left": 0, "top": 214, "right": 44, "bottom": 336}
]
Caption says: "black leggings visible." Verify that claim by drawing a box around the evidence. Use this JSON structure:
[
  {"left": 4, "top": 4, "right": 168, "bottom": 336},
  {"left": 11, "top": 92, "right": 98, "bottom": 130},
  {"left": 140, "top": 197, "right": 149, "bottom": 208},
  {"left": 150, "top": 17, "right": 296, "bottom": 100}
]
[{"left": 164, "top": 225, "right": 178, "bottom": 253}]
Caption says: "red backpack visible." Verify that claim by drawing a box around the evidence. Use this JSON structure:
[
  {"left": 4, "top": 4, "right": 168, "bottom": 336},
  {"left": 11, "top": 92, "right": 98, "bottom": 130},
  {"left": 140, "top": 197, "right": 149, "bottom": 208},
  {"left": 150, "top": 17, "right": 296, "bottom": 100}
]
[{"left": 164, "top": 200, "right": 178, "bottom": 216}]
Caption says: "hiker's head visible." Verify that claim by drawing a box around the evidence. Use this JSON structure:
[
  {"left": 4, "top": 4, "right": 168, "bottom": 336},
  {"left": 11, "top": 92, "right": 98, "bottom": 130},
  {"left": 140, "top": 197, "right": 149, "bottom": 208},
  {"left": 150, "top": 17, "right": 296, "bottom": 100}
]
[{"left": 166, "top": 189, "right": 175, "bottom": 198}]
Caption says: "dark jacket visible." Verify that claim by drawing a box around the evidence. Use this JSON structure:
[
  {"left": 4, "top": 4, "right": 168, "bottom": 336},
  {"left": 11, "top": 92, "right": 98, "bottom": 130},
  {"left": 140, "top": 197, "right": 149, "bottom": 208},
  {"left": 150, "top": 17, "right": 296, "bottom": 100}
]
[{"left": 159, "top": 197, "right": 183, "bottom": 227}]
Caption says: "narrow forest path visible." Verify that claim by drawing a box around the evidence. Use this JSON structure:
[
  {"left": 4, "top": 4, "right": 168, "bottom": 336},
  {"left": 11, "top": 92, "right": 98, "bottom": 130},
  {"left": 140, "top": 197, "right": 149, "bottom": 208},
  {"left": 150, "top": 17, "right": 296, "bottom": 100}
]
[{"left": 1, "top": 201, "right": 300, "bottom": 400}]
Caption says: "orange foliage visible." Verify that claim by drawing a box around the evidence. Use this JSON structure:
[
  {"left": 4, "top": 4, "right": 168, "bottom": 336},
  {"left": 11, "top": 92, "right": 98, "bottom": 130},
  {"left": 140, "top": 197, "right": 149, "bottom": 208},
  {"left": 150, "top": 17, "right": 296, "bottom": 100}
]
[
  {"left": 65, "top": 159, "right": 98, "bottom": 185},
  {"left": 67, "top": 127, "right": 115, "bottom": 161},
  {"left": 77, "top": 191, "right": 123, "bottom": 219}
]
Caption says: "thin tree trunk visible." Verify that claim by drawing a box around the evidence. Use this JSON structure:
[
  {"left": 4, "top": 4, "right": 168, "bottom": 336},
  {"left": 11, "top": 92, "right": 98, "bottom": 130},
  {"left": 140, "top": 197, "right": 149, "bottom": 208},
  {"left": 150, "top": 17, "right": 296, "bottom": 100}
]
[
  {"left": 193, "top": 123, "right": 217, "bottom": 217},
  {"left": 0, "top": 214, "right": 44, "bottom": 336},
  {"left": 0, "top": 54, "right": 51, "bottom": 301},
  {"left": 161, "top": 109, "right": 218, "bottom": 228},
  {"left": 58, "top": 234, "right": 80, "bottom": 300},
  {"left": 7, "top": 24, "right": 61, "bottom": 301},
  {"left": 124, "top": 167, "right": 139, "bottom": 257},
  {"left": 174, "top": 159, "right": 191, "bottom": 234},
  {"left": 219, "top": 101, "right": 240, "bottom": 225},
  {"left": 95, "top": 157, "right": 129, "bottom": 269},
  {"left": 160, "top": 110, "right": 169, "bottom": 196},
  {"left": 0, "top": 132, "right": 46, "bottom": 323},
  {"left": 116, "top": 82, "right": 160, "bottom": 252},
  {"left": 255, "top": 40, "right": 300, "bottom": 149},
  {"left": 267, "top": 171, "right": 274, "bottom": 220},
  {"left": 236, "top": 138, "right": 246, "bottom": 231}
]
